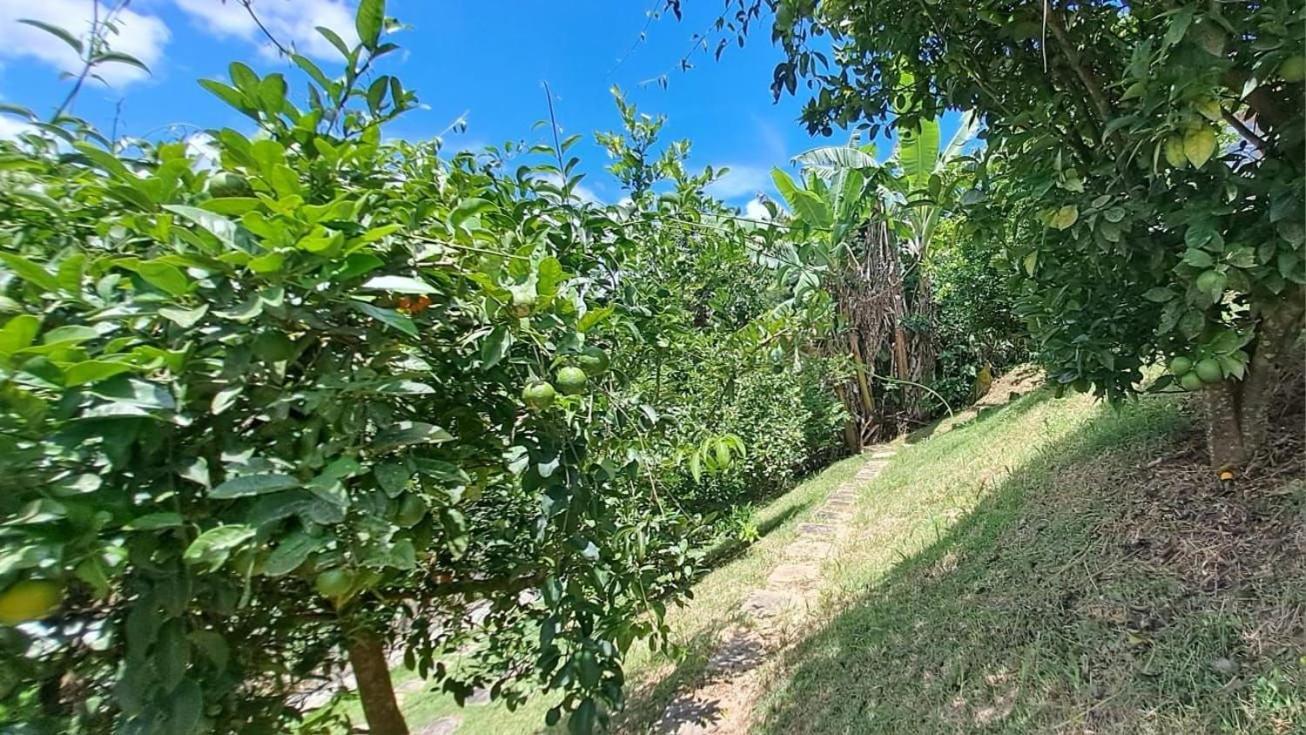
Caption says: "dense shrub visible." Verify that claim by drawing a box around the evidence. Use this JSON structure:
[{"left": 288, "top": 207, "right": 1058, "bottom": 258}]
[
  {"left": 0, "top": 9, "right": 850, "bottom": 734},
  {"left": 926, "top": 218, "right": 1029, "bottom": 408}
]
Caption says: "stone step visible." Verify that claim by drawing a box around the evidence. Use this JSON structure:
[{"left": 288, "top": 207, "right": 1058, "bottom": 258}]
[
  {"left": 704, "top": 630, "right": 768, "bottom": 675},
  {"left": 810, "top": 511, "right": 849, "bottom": 525},
  {"left": 740, "top": 588, "right": 797, "bottom": 619},
  {"left": 783, "top": 539, "right": 832, "bottom": 559},
  {"left": 796, "top": 522, "right": 837, "bottom": 538},
  {"left": 766, "top": 563, "right": 821, "bottom": 588}
]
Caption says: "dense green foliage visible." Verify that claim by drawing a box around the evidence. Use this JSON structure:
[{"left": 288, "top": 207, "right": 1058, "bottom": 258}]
[
  {"left": 925, "top": 218, "right": 1028, "bottom": 407},
  {"left": 0, "top": 5, "right": 849, "bottom": 735},
  {"left": 741, "top": 0, "right": 1304, "bottom": 467}
]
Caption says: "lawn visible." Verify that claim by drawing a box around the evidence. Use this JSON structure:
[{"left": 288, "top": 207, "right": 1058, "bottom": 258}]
[{"left": 755, "top": 388, "right": 1304, "bottom": 734}]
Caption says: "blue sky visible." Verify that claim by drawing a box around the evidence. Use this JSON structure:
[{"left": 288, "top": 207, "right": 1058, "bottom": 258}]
[{"left": 0, "top": 1, "right": 911, "bottom": 209}]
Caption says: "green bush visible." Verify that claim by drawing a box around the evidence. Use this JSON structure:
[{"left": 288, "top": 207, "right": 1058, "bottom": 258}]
[{"left": 926, "top": 219, "right": 1029, "bottom": 408}]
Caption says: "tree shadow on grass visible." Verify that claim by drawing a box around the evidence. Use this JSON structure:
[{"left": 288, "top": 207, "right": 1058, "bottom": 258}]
[{"left": 754, "top": 396, "right": 1305, "bottom": 734}]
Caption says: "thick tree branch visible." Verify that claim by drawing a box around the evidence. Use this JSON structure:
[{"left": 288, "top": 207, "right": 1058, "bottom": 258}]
[
  {"left": 1222, "top": 110, "right": 1270, "bottom": 153},
  {"left": 1044, "top": 8, "right": 1115, "bottom": 130}
]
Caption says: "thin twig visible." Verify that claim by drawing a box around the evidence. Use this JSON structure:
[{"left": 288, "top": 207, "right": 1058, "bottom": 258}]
[
  {"left": 239, "top": 0, "right": 293, "bottom": 57},
  {"left": 52, "top": 0, "right": 102, "bottom": 121}
]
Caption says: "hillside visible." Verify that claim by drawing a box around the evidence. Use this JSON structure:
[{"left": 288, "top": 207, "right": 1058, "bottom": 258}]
[{"left": 356, "top": 373, "right": 1305, "bottom": 734}]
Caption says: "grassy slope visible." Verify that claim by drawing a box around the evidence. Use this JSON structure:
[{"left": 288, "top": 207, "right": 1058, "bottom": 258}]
[
  {"left": 342, "top": 386, "right": 1304, "bottom": 734},
  {"left": 331, "top": 454, "right": 871, "bottom": 733},
  {"left": 757, "top": 389, "right": 1304, "bottom": 734}
]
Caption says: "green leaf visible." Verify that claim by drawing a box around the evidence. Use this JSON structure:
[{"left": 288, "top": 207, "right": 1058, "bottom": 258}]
[
  {"left": 163, "top": 205, "right": 256, "bottom": 253},
  {"left": 198, "top": 79, "right": 253, "bottom": 119},
  {"left": 125, "top": 513, "right": 185, "bottom": 531},
  {"left": 450, "top": 198, "right": 494, "bottom": 229},
  {"left": 316, "top": 26, "right": 352, "bottom": 58},
  {"left": 117, "top": 259, "right": 192, "bottom": 296},
  {"left": 569, "top": 698, "right": 596, "bottom": 735},
  {"left": 261, "top": 532, "right": 324, "bottom": 577},
  {"left": 353, "top": 302, "right": 417, "bottom": 336},
  {"left": 209, "top": 473, "right": 299, "bottom": 500},
  {"left": 63, "top": 360, "right": 136, "bottom": 387},
  {"left": 0, "top": 314, "right": 40, "bottom": 356},
  {"left": 17, "top": 19, "right": 82, "bottom": 54},
  {"left": 373, "top": 422, "right": 453, "bottom": 452},
  {"left": 168, "top": 679, "right": 203, "bottom": 735},
  {"left": 896, "top": 117, "right": 941, "bottom": 189},
  {"left": 480, "top": 326, "right": 512, "bottom": 368},
  {"left": 362, "top": 275, "right": 435, "bottom": 294},
  {"left": 1142, "top": 287, "right": 1176, "bottom": 302},
  {"left": 792, "top": 145, "right": 879, "bottom": 171},
  {"left": 159, "top": 304, "right": 209, "bottom": 328},
  {"left": 1181, "top": 249, "right": 1215, "bottom": 268},
  {"left": 0, "top": 253, "right": 60, "bottom": 292},
  {"left": 92, "top": 51, "right": 151, "bottom": 75},
  {"left": 183, "top": 525, "right": 255, "bottom": 572},
  {"left": 356, "top": 0, "right": 386, "bottom": 50}
]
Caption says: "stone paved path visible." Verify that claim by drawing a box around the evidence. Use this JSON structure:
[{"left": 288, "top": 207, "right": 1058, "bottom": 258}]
[{"left": 652, "top": 448, "right": 896, "bottom": 734}]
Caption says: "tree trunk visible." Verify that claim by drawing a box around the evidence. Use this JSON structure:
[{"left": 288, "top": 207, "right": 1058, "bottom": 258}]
[
  {"left": 1203, "top": 381, "right": 1247, "bottom": 473},
  {"left": 344, "top": 624, "right": 409, "bottom": 735},
  {"left": 1203, "top": 293, "right": 1304, "bottom": 472}
]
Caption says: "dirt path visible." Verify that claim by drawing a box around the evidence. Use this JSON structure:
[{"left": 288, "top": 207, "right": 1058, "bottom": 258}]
[{"left": 652, "top": 448, "right": 897, "bottom": 734}]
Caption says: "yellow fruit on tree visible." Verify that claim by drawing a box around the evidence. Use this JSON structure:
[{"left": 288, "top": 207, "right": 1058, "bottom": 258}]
[
  {"left": 1194, "top": 98, "right": 1222, "bottom": 122},
  {"left": 1164, "top": 135, "right": 1187, "bottom": 169},
  {"left": 1183, "top": 126, "right": 1217, "bottom": 168},
  {"left": 0, "top": 580, "right": 63, "bottom": 625}
]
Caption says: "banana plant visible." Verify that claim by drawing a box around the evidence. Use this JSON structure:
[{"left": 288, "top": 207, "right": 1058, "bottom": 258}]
[
  {"left": 891, "top": 110, "right": 979, "bottom": 258},
  {"left": 784, "top": 111, "right": 979, "bottom": 260}
]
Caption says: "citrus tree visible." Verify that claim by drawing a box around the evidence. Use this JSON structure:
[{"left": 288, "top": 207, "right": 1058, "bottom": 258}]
[
  {"left": 0, "top": 3, "right": 715, "bottom": 733},
  {"left": 727, "top": 0, "right": 1305, "bottom": 470}
]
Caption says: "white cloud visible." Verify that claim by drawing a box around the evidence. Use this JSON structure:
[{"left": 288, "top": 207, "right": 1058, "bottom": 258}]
[
  {"left": 173, "top": 0, "right": 358, "bottom": 60},
  {"left": 743, "top": 197, "right": 774, "bottom": 221},
  {"left": 705, "top": 163, "right": 772, "bottom": 200},
  {"left": 185, "top": 132, "right": 220, "bottom": 170},
  {"left": 0, "top": 113, "right": 36, "bottom": 140},
  {"left": 0, "top": 0, "right": 169, "bottom": 87}
]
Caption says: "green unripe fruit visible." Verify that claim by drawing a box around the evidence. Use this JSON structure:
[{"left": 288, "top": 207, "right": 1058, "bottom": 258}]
[
  {"left": 1194, "top": 358, "right": 1222, "bottom": 384},
  {"left": 396, "top": 495, "right": 426, "bottom": 527},
  {"left": 0, "top": 580, "right": 63, "bottom": 625},
  {"left": 522, "top": 380, "right": 556, "bottom": 411},
  {"left": 1179, "top": 372, "right": 1205, "bottom": 391},
  {"left": 1169, "top": 356, "right": 1194, "bottom": 376},
  {"left": 1196, "top": 269, "right": 1224, "bottom": 296},
  {"left": 208, "top": 171, "right": 253, "bottom": 198},
  {"left": 314, "top": 568, "right": 353, "bottom": 600},
  {"left": 555, "top": 366, "right": 588, "bottom": 396},
  {"left": 577, "top": 346, "right": 610, "bottom": 376},
  {"left": 1280, "top": 55, "right": 1306, "bottom": 83}
]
